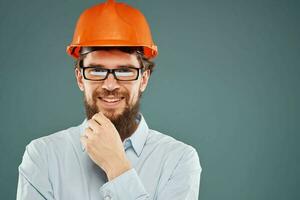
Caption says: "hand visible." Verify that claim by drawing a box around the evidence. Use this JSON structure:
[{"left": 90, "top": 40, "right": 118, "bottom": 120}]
[{"left": 80, "top": 112, "right": 132, "bottom": 180}]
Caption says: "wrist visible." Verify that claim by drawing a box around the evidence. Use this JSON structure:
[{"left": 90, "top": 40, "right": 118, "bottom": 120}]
[{"left": 106, "top": 159, "right": 132, "bottom": 181}]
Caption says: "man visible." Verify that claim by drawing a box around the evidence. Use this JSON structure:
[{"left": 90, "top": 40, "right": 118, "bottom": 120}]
[{"left": 17, "top": 0, "right": 201, "bottom": 199}]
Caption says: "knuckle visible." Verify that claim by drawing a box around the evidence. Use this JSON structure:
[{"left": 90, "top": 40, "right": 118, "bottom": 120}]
[{"left": 91, "top": 114, "right": 97, "bottom": 120}]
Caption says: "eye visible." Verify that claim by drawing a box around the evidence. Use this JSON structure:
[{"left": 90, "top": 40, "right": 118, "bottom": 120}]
[
  {"left": 93, "top": 68, "right": 107, "bottom": 72},
  {"left": 115, "top": 68, "right": 136, "bottom": 77},
  {"left": 115, "top": 68, "right": 132, "bottom": 73},
  {"left": 88, "top": 67, "right": 107, "bottom": 76}
]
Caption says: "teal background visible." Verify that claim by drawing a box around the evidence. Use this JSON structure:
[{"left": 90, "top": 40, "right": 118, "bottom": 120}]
[{"left": 0, "top": 0, "right": 299, "bottom": 199}]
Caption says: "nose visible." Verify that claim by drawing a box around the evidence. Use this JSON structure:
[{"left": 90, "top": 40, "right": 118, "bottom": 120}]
[{"left": 101, "top": 73, "right": 120, "bottom": 91}]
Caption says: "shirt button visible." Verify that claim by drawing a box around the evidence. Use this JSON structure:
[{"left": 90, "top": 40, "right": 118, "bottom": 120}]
[{"left": 104, "top": 195, "right": 112, "bottom": 200}]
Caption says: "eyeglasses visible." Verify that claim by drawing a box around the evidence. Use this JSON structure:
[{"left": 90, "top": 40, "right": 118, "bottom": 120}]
[{"left": 80, "top": 66, "right": 143, "bottom": 81}]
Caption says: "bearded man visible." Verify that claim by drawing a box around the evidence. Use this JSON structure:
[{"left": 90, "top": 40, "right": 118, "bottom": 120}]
[{"left": 17, "top": 1, "right": 201, "bottom": 199}]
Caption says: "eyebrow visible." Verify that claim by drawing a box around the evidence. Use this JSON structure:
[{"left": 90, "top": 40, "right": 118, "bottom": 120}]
[{"left": 86, "top": 63, "right": 138, "bottom": 68}]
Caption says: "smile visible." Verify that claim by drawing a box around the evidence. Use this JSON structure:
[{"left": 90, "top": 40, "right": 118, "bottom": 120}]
[{"left": 98, "top": 97, "right": 125, "bottom": 107}]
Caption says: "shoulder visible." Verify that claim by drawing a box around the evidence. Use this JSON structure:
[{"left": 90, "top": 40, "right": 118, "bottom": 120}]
[
  {"left": 145, "top": 129, "right": 201, "bottom": 180},
  {"left": 25, "top": 123, "right": 81, "bottom": 156},
  {"left": 146, "top": 129, "right": 200, "bottom": 167},
  {"left": 147, "top": 129, "right": 197, "bottom": 154},
  {"left": 19, "top": 124, "right": 82, "bottom": 176}
]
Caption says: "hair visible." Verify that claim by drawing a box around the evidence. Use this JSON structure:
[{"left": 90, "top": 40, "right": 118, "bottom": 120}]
[{"left": 74, "top": 46, "right": 156, "bottom": 75}]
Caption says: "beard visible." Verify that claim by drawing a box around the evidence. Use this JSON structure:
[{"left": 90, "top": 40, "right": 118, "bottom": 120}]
[{"left": 83, "top": 88, "right": 141, "bottom": 141}]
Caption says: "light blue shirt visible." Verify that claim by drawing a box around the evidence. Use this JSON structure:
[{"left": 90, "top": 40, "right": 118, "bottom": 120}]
[{"left": 17, "top": 113, "right": 201, "bottom": 200}]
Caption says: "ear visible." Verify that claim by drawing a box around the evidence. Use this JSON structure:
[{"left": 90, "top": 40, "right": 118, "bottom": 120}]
[
  {"left": 75, "top": 68, "right": 84, "bottom": 91},
  {"left": 140, "top": 70, "right": 151, "bottom": 92}
]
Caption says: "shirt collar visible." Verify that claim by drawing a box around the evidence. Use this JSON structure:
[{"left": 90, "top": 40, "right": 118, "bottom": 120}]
[{"left": 79, "top": 113, "right": 149, "bottom": 157}]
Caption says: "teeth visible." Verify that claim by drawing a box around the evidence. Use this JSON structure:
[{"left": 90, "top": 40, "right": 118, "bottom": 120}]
[{"left": 102, "top": 98, "right": 121, "bottom": 103}]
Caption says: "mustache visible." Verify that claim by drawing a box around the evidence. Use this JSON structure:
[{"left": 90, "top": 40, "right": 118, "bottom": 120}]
[{"left": 92, "top": 89, "right": 130, "bottom": 100}]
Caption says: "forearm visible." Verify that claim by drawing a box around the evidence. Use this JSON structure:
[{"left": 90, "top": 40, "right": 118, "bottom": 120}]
[{"left": 100, "top": 168, "right": 150, "bottom": 199}]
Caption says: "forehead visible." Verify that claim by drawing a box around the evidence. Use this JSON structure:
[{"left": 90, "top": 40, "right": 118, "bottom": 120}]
[{"left": 83, "top": 50, "right": 140, "bottom": 68}]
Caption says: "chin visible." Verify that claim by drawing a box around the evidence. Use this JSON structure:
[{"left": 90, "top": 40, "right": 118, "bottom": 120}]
[{"left": 101, "top": 108, "right": 123, "bottom": 120}]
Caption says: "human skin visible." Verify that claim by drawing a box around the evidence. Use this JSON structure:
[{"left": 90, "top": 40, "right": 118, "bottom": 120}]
[{"left": 75, "top": 50, "right": 150, "bottom": 180}]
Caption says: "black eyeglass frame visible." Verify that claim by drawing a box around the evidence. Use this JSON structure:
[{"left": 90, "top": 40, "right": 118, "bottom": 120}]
[{"left": 80, "top": 66, "right": 144, "bottom": 81}]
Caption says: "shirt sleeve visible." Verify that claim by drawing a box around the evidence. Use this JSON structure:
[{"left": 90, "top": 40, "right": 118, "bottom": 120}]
[
  {"left": 99, "top": 168, "right": 150, "bottom": 199},
  {"left": 17, "top": 140, "right": 54, "bottom": 200},
  {"left": 99, "top": 146, "right": 201, "bottom": 200},
  {"left": 156, "top": 146, "right": 202, "bottom": 200}
]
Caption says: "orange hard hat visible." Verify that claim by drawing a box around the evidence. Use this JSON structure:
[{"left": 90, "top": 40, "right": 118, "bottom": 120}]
[{"left": 66, "top": 0, "right": 158, "bottom": 59}]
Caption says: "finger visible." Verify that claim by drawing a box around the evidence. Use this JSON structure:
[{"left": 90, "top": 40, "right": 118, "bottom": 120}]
[
  {"left": 92, "top": 112, "right": 109, "bottom": 126},
  {"left": 97, "top": 111, "right": 109, "bottom": 120},
  {"left": 88, "top": 119, "right": 102, "bottom": 131},
  {"left": 84, "top": 127, "right": 94, "bottom": 138}
]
